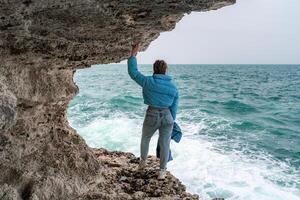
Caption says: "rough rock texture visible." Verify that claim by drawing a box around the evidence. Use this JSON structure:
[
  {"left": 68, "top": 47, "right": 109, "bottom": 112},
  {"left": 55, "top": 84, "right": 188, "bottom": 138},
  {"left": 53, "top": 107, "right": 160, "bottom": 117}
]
[
  {"left": 0, "top": 0, "right": 235, "bottom": 199},
  {"left": 80, "top": 148, "right": 200, "bottom": 200}
]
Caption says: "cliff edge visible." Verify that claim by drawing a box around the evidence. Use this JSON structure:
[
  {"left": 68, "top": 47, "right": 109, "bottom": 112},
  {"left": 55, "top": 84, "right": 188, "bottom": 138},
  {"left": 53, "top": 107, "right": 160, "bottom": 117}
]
[{"left": 0, "top": 1, "right": 235, "bottom": 199}]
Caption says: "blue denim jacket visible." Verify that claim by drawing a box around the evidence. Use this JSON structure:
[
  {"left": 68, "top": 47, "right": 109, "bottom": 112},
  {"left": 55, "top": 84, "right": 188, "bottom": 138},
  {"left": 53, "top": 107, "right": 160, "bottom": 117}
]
[{"left": 127, "top": 56, "right": 179, "bottom": 120}]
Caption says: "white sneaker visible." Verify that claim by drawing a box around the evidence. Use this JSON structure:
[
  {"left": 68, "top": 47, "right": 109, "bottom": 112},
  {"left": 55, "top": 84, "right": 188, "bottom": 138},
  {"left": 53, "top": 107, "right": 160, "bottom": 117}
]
[
  {"left": 138, "top": 159, "right": 146, "bottom": 170},
  {"left": 158, "top": 169, "right": 166, "bottom": 180}
]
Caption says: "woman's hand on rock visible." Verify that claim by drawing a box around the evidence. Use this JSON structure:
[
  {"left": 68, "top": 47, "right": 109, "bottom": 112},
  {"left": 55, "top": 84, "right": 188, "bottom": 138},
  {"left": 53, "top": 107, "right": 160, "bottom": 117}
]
[{"left": 131, "top": 43, "right": 139, "bottom": 56}]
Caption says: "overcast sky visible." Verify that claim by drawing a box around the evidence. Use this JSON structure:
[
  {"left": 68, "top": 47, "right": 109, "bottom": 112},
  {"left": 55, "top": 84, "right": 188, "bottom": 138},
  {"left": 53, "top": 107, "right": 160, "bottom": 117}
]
[{"left": 124, "top": 0, "right": 300, "bottom": 64}]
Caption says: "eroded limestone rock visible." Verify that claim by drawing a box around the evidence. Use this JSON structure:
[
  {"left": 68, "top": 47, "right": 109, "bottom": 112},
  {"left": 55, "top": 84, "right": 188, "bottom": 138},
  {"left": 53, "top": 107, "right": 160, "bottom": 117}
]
[
  {"left": 0, "top": 80, "right": 17, "bottom": 132},
  {"left": 0, "top": 0, "right": 235, "bottom": 199},
  {"left": 84, "top": 148, "right": 199, "bottom": 200}
]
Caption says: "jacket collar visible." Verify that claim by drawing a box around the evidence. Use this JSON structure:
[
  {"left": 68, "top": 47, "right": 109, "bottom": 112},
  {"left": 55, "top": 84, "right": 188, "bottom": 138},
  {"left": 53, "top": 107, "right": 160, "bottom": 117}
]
[{"left": 152, "top": 74, "right": 172, "bottom": 80}]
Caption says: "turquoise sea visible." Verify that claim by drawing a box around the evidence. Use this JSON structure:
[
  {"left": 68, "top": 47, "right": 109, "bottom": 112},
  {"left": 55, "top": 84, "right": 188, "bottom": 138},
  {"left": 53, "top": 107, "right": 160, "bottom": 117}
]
[{"left": 67, "top": 64, "right": 300, "bottom": 200}]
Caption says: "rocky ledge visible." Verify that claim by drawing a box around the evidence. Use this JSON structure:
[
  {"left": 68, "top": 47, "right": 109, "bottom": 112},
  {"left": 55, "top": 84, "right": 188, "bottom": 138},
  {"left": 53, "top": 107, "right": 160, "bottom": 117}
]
[
  {"left": 81, "top": 148, "right": 199, "bottom": 200},
  {"left": 0, "top": 0, "right": 235, "bottom": 199}
]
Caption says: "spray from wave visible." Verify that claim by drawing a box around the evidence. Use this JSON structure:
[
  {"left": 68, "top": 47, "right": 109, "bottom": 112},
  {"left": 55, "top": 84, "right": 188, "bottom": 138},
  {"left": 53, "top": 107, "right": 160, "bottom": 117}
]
[{"left": 69, "top": 110, "right": 300, "bottom": 200}]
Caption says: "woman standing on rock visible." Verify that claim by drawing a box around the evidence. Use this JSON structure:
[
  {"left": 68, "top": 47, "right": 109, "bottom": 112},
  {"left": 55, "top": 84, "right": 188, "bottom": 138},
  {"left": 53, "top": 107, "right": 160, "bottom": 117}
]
[{"left": 127, "top": 43, "right": 179, "bottom": 179}]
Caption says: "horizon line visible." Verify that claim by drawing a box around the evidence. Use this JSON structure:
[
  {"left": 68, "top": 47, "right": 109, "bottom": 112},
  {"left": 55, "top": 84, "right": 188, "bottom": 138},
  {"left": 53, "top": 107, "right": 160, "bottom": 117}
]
[{"left": 100, "top": 63, "right": 300, "bottom": 65}]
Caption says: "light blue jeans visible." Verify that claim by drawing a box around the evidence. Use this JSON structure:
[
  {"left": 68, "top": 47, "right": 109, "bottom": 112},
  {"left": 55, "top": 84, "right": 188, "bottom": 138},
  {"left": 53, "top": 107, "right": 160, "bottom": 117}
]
[{"left": 140, "top": 106, "right": 174, "bottom": 170}]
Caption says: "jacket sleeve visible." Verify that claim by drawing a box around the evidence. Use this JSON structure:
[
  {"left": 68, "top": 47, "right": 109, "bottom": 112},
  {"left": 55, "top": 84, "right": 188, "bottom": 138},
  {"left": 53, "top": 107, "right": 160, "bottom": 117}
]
[
  {"left": 169, "top": 90, "right": 179, "bottom": 120},
  {"left": 127, "top": 56, "right": 146, "bottom": 87}
]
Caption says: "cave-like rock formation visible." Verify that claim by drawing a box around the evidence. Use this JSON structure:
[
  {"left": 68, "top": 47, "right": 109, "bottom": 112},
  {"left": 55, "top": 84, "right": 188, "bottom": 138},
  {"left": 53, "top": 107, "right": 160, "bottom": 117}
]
[{"left": 0, "top": 1, "right": 235, "bottom": 199}]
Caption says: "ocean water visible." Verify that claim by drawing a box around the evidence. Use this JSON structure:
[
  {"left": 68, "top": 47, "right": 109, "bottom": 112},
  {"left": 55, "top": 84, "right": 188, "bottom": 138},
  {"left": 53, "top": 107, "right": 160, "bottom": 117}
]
[{"left": 67, "top": 64, "right": 300, "bottom": 200}]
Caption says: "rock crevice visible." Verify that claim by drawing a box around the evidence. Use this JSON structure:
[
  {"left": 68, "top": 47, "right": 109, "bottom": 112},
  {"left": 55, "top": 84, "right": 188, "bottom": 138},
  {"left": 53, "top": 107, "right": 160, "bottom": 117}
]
[{"left": 0, "top": 1, "right": 235, "bottom": 199}]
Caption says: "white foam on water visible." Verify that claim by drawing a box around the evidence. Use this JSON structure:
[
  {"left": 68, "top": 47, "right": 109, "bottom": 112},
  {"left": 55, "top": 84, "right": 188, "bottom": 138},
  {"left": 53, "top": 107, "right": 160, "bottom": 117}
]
[
  {"left": 73, "top": 115, "right": 141, "bottom": 154},
  {"left": 70, "top": 112, "right": 300, "bottom": 200},
  {"left": 168, "top": 136, "right": 300, "bottom": 200}
]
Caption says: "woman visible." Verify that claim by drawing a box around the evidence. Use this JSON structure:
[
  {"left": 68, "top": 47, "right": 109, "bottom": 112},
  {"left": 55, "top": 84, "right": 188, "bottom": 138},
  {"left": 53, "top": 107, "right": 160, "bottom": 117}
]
[{"left": 127, "top": 43, "right": 179, "bottom": 179}]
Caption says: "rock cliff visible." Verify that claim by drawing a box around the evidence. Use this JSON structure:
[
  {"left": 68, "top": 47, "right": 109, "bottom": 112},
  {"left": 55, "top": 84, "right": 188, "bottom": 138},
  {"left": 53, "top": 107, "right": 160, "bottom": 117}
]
[{"left": 0, "top": 1, "right": 235, "bottom": 199}]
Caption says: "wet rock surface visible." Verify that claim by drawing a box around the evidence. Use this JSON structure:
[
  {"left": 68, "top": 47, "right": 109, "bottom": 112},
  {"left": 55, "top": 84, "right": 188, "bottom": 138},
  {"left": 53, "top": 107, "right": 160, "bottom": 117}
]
[{"left": 0, "top": 0, "right": 235, "bottom": 199}]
